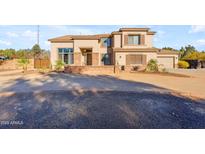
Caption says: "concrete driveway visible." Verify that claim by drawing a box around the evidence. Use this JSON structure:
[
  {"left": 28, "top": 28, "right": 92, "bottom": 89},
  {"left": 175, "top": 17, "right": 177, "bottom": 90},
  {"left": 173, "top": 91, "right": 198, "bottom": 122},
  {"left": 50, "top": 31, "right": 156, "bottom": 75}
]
[
  {"left": 0, "top": 70, "right": 168, "bottom": 93},
  {"left": 0, "top": 70, "right": 205, "bottom": 128}
]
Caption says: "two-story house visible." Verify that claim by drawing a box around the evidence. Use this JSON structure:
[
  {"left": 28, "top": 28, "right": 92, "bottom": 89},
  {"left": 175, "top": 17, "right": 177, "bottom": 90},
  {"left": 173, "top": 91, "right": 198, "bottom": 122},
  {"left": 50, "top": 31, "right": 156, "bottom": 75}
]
[{"left": 48, "top": 28, "right": 179, "bottom": 70}]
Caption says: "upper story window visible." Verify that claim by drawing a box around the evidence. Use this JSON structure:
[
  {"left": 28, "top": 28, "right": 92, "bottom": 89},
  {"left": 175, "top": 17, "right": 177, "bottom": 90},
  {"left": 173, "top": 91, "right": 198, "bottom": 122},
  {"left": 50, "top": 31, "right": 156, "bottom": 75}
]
[
  {"left": 58, "top": 48, "right": 73, "bottom": 65},
  {"left": 128, "top": 35, "right": 140, "bottom": 45},
  {"left": 101, "top": 38, "right": 111, "bottom": 47}
]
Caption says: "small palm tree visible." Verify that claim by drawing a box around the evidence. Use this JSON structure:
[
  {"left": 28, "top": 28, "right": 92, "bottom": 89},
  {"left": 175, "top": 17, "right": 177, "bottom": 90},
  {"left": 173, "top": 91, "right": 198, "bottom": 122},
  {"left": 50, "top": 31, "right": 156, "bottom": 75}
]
[
  {"left": 146, "top": 59, "right": 158, "bottom": 72},
  {"left": 18, "top": 58, "right": 30, "bottom": 73},
  {"left": 55, "top": 60, "right": 64, "bottom": 71}
]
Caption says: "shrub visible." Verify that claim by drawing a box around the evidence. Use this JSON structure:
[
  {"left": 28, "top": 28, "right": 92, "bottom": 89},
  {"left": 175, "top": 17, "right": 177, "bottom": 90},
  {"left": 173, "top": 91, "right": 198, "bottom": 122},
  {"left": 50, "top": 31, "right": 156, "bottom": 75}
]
[
  {"left": 178, "top": 60, "right": 189, "bottom": 69},
  {"left": 55, "top": 60, "right": 64, "bottom": 71},
  {"left": 146, "top": 59, "right": 158, "bottom": 72},
  {"left": 162, "top": 68, "right": 167, "bottom": 73},
  {"left": 18, "top": 58, "right": 30, "bottom": 73},
  {"left": 0, "top": 60, "right": 4, "bottom": 65}
]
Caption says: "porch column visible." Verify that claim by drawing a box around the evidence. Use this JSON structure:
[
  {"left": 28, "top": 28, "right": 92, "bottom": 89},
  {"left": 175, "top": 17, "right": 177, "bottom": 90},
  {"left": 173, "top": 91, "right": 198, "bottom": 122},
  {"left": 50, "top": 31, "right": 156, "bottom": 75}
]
[
  {"left": 92, "top": 53, "right": 99, "bottom": 66},
  {"left": 74, "top": 53, "right": 81, "bottom": 66}
]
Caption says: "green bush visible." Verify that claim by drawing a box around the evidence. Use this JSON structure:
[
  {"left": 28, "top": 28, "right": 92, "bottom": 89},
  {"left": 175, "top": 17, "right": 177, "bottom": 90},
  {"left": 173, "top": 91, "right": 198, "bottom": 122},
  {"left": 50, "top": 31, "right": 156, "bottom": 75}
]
[
  {"left": 146, "top": 59, "right": 158, "bottom": 72},
  {"left": 0, "top": 49, "right": 16, "bottom": 59},
  {"left": 178, "top": 60, "right": 189, "bottom": 69},
  {"left": 55, "top": 60, "right": 64, "bottom": 71}
]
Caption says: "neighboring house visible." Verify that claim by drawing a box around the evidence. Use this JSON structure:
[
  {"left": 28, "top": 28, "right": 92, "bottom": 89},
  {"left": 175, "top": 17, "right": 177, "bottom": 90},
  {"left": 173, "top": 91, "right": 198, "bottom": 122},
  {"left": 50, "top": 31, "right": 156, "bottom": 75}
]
[{"left": 48, "top": 28, "right": 179, "bottom": 70}]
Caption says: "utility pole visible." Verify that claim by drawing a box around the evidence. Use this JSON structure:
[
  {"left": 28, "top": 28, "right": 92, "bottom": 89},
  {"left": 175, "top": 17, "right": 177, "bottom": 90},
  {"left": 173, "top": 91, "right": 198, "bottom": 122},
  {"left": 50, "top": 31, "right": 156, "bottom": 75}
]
[{"left": 37, "top": 25, "right": 39, "bottom": 45}]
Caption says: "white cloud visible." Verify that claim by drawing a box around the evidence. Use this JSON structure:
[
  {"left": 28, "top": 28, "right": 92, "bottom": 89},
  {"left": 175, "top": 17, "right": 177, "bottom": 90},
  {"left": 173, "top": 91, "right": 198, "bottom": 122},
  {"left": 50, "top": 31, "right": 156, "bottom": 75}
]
[
  {"left": 0, "top": 40, "right": 11, "bottom": 46},
  {"left": 193, "top": 39, "right": 205, "bottom": 46},
  {"left": 189, "top": 25, "right": 205, "bottom": 33},
  {"left": 6, "top": 32, "right": 19, "bottom": 37},
  {"left": 22, "top": 30, "right": 37, "bottom": 38}
]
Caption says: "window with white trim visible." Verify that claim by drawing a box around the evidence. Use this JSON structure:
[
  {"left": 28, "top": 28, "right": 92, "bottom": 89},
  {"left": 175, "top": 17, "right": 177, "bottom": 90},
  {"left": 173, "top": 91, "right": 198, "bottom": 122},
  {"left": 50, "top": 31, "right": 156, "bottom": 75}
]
[
  {"left": 58, "top": 48, "right": 74, "bottom": 64},
  {"left": 128, "top": 35, "right": 140, "bottom": 45}
]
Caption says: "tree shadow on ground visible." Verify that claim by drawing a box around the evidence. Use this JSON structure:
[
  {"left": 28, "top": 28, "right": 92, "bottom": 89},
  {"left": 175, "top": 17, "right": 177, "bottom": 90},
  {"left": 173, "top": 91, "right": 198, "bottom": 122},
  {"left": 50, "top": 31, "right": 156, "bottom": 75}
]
[{"left": 0, "top": 72, "right": 205, "bottom": 129}]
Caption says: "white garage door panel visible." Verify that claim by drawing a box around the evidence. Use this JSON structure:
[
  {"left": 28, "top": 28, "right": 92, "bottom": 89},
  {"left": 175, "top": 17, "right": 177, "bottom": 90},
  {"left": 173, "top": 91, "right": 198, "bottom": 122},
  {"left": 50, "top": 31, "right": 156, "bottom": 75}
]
[{"left": 157, "top": 57, "right": 174, "bottom": 68}]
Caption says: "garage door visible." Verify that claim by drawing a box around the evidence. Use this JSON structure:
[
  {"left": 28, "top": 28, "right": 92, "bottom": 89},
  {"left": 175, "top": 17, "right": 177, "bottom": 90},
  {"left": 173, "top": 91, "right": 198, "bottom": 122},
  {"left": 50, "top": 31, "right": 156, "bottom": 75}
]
[{"left": 157, "top": 57, "right": 174, "bottom": 68}]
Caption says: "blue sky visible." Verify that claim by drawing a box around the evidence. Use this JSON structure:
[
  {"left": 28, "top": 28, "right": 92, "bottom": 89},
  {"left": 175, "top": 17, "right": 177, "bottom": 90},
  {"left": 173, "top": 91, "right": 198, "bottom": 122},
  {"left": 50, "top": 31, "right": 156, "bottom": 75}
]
[{"left": 0, "top": 25, "right": 205, "bottom": 51}]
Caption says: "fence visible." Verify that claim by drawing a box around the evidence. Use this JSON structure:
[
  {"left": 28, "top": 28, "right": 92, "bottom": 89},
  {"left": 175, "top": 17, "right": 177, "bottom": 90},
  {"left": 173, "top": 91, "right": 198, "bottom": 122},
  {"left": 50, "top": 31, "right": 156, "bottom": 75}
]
[
  {"left": 34, "top": 59, "right": 50, "bottom": 69},
  {"left": 0, "top": 59, "right": 34, "bottom": 70}
]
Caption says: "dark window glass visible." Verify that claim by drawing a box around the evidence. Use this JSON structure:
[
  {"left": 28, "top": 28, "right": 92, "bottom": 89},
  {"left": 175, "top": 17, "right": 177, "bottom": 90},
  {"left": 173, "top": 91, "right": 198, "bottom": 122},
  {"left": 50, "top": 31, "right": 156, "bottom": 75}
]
[
  {"left": 58, "top": 48, "right": 63, "bottom": 53},
  {"left": 101, "top": 53, "right": 111, "bottom": 65},
  {"left": 101, "top": 38, "right": 111, "bottom": 47},
  {"left": 128, "top": 35, "right": 140, "bottom": 45}
]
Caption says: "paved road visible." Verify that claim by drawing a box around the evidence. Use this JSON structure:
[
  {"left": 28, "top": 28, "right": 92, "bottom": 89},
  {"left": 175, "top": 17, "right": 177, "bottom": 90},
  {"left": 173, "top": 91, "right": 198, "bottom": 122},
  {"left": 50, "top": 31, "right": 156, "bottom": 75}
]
[{"left": 0, "top": 71, "right": 205, "bottom": 128}]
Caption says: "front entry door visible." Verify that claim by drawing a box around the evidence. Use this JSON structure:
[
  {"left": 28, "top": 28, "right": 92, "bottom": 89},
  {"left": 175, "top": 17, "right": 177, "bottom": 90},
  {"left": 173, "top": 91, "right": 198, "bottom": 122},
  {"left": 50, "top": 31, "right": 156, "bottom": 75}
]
[
  {"left": 86, "top": 53, "right": 92, "bottom": 65},
  {"left": 81, "top": 49, "right": 92, "bottom": 65}
]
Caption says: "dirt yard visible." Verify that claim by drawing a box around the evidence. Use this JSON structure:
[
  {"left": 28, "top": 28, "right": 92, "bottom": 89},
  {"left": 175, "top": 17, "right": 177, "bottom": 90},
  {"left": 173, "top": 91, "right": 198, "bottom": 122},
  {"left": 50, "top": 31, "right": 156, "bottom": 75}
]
[
  {"left": 0, "top": 70, "right": 204, "bottom": 128},
  {"left": 114, "top": 69, "right": 205, "bottom": 99}
]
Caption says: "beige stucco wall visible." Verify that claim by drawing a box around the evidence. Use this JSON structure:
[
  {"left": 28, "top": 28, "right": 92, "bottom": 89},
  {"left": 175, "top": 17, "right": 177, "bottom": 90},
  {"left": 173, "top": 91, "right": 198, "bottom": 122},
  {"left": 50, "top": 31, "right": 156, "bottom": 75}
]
[
  {"left": 99, "top": 46, "right": 111, "bottom": 53},
  {"left": 113, "top": 32, "right": 153, "bottom": 49},
  {"left": 74, "top": 40, "right": 99, "bottom": 53},
  {"left": 121, "top": 31, "right": 153, "bottom": 48},
  {"left": 50, "top": 42, "right": 74, "bottom": 67},
  {"left": 115, "top": 52, "right": 178, "bottom": 69},
  {"left": 50, "top": 31, "right": 156, "bottom": 67},
  {"left": 146, "top": 35, "right": 153, "bottom": 48},
  {"left": 73, "top": 40, "right": 101, "bottom": 65},
  {"left": 113, "top": 35, "right": 121, "bottom": 48},
  {"left": 51, "top": 40, "right": 103, "bottom": 66},
  {"left": 115, "top": 52, "right": 157, "bottom": 65}
]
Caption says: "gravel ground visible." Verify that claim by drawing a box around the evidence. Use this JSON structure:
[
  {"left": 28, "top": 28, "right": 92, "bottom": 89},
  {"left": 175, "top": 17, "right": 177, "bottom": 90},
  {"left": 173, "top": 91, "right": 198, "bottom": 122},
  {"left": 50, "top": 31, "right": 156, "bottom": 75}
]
[
  {"left": 0, "top": 90, "right": 205, "bottom": 129},
  {"left": 0, "top": 71, "right": 205, "bottom": 129}
]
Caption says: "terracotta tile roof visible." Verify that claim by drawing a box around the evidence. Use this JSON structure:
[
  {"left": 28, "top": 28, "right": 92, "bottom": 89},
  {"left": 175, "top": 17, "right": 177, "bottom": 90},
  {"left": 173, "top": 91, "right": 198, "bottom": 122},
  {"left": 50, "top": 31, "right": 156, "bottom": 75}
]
[
  {"left": 157, "top": 49, "right": 179, "bottom": 55},
  {"left": 119, "top": 28, "right": 150, "bottom": 32},
  {"left": 111, "top": 31, "right": 122, "bottom": 35},
  {"left": 112, "top": 28, "right": 156, "bottom": 35},
  {"left": 48, "top": 27, "right": 157, "bottom": 42},
  {"left": 94, "top": 34, "right": 111, "bottom": 38},
  {"left": 48, "top": 35, "right": 73, "bottom": 42},
  {"left": 147, "top": 31, "right": 156, "bottom": 35},
  {"left": 48, "top": 34, "right": 112, "bottom": 42}
]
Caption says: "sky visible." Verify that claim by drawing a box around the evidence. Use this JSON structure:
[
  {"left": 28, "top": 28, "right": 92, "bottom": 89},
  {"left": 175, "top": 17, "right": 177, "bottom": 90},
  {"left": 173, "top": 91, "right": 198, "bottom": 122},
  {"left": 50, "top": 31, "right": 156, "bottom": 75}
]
[{"left": 0, "top": 25, "right": 205, "bottom": 51}]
